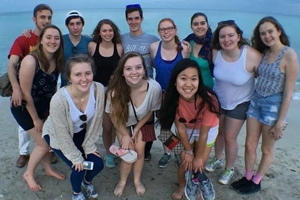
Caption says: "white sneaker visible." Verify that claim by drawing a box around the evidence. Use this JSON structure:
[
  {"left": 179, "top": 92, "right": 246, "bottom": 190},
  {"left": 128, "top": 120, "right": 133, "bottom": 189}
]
[
  {"left": 218, "top": 168, "right": 234, "bottom": 185},
  {"left": 205, "top": 158, "right": 223, "bottom": 172}
]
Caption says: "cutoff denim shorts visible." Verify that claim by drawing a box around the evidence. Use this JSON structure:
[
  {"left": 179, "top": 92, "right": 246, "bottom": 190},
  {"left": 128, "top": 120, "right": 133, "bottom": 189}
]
[{"left": 247, "top": 91, "right": 283, "bottom": 126}]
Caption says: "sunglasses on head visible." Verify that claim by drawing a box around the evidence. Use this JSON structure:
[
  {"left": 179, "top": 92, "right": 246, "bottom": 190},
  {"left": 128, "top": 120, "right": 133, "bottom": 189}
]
[
  {"left": 218, "top": 20, "right": 235, "bottom": 26},
  {"left": 126, "top": 4, "right": 141, "bottom": 9},
  {"left": 80, "top": 114, "right": 87, "bottom": 129}
]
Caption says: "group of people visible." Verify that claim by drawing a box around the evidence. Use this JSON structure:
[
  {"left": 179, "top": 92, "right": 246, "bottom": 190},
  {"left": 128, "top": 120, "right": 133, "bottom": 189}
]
[{"left": 6, "top": 3, "right": 298, "bottom": 200}]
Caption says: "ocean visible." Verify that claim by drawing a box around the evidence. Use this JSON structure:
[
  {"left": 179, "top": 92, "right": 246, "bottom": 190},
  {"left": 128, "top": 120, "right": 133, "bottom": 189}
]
[{"left": 0, "top": 8, "right": 299, "bottom": 99}]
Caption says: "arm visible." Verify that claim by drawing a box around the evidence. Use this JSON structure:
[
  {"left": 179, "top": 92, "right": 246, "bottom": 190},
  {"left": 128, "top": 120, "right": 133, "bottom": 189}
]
[
  {"left": 194, "top": 125, "right": 209, "bottom": 173},
  {"left": 131, "top": 110, "right": 152, "bottom": 141},
  {"left": 88, "top": 42, "right": 96, "bottom": 57},
  {"left": 246, "top": 46, "right": 262, "bottom": 74},
  {"left": 149, "top": 42, "right": 159, "bottom": 65},
  {"left": 175, "top": 119, "right": 194, "bottom": 171},
  {"left": 272, "top": 49, "right": 299, "bottom": 139},
  {"left": 116, "top": 43, "right": 124, "bottom": 57},
  {"left": 181, "top": 41, "right": 191, "bottom": 58},
  {"left": 19, "top": 55, "right": 42, "bottom": 131},
  {"left": 7, "top": 55, "right": 22, "bottom": 106}
]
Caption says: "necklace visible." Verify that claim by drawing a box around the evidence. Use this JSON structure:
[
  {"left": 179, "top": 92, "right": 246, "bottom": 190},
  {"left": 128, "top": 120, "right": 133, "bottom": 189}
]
[{"left": 70, "top": 87, "right": 89, "bottom": 102}]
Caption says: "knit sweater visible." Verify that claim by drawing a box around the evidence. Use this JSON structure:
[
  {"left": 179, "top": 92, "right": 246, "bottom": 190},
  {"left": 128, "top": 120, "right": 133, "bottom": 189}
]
[{"left": 42, "top": 82, "right": 105, "bottom": 164}]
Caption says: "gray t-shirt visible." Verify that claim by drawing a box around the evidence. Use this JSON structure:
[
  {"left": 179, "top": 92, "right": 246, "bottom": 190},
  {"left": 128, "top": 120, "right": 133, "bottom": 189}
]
[{"left": 121, "top": 32, "right": 159, "bottom": 78}]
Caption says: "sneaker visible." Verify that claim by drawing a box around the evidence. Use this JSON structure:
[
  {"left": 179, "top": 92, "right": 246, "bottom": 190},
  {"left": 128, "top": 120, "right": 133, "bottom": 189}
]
[
  {"left": 237, "top": 180, "right": 261, "bottom": 194},
  {"left": 218, "top": 168, "right": 234, "bottom": 185},
  {"left": 230, "top": 177, "right": 251, "bottom": 191},
  {"left": 184, "top": 171, "right": 199, "bottom": 200},
  {"left": 144, "top": 152, "right": 151, "bottom": 161},
  {"left": 205, "top": 158, "right": 223, "bottom": 172},
  {"left": 174, "top": 154, "right": 181, "bottom": 167},
  {"left": 81, "top": 181, "right": 98, "bottom": 198},
  {"left": 72, "top": 192, "right": 87, "bottom": 200},
  {"left": 197, "top": 173, "right": 215, "bottom": 200},
  {"left": 104, "top": 154, "right": 116, "bottom": 168},
  {"left": 158, "top": 153, "right": 171, "bottom": 168}
]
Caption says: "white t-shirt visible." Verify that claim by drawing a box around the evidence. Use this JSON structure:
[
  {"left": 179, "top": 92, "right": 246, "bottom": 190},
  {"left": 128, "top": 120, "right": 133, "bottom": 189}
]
[{"left": 105, "top": 79, "right": 162, "bottom": 127}]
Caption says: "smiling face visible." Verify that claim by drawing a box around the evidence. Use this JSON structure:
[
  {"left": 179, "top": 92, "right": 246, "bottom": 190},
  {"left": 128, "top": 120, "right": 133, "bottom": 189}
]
[
  {"left": 33, "top": 9, "right": 52, "bottom": 31},
  {"left": 191, "top": 15, "right": 209, "bottom": 37},
  {"left": 40, "top": 28, "right": 61, "bottom": 54},
  {"left": 176, "top": 67, "right": 199, "bottom": 102},
  {"left": 219, "top": 26, "right": 240, "bottom": 50},
  {"left": 259, "top": 22, "right": 281, "bottom": 47},
  {"left": 123, "top": 56, "right": 145, "bottom": 86},
  {"left": 158, "top": 20, "right": 176, "bottom": 42},
  {"left": 126, "top": 11, "right": 143, "bottom": 34},
  {"left": 69, "top": 62, "right": 93, "bottom": 93},
  {"left": 99, "top": 23, "right": 114, "bottom": 42}
]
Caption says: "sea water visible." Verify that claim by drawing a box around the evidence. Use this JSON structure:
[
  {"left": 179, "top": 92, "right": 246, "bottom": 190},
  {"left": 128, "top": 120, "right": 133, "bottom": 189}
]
[{"left": 0, "top": 8, "right": 299, "bottom": 99}]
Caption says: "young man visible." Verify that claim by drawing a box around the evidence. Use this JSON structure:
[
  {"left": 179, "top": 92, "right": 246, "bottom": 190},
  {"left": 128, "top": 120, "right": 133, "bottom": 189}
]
[
  {"left": 7, "top": 4, "right": 57, "bottom": 168},
  {"left": 60, "top": 10, "right": 91, "bottom": 87},
  {"left": 121, "top": 4, "right": 159, "bottom": 163}
]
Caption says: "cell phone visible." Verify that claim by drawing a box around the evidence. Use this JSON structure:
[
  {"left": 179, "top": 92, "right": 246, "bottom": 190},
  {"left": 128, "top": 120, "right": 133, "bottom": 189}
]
[{"left": 83, "top": 161, "right": 94, "bottom": 170}]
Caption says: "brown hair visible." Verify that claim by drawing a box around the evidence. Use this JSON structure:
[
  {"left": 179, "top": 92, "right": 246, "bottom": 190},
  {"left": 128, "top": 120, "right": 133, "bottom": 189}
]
[{"left": 91, "top": 19, "right": 121, "bottom": 44}]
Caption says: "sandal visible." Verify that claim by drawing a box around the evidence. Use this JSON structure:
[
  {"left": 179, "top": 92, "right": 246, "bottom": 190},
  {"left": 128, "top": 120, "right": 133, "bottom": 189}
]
[{"left": 109, "top": 144, "right": 137, "bottom": 163}]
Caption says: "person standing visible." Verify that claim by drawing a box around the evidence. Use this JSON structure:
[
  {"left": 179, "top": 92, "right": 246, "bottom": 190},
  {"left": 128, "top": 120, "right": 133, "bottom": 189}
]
[
  {"left": 10, "top": 25, "right": 65, "bottom": 191},
  {"left": 230, "top": 16, "right": 299, "bottom": 194},
  {"left": 205, "top": 20, "right": 262, "bottom": 185},
  {"left": 7, "top": 3, "right": 56, "bottom": 168},
  {"left": 61, "top": 10, "right": 91, "bottom": 87},
  {"left": 121, "top": 4, "right": 160, "bottom": 160},
  {"left": 88, "top": 19, "right": 123, "bottom": 168}
]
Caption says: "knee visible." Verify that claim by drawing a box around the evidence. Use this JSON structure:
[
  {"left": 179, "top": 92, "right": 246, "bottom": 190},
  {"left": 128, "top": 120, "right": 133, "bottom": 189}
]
[
  {"left": 245, "top": 140, "right": 257, "bottom": 153},
  {"left": 261, "top": 146, "right": 274, "bottom": 156},
  {"left": 94, "top": 157, "right": 104, "bottom": 172}
]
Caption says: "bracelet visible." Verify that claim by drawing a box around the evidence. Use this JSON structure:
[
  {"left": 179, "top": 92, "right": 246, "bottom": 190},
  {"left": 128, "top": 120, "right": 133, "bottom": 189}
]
[{"left": 185, "top": 150, "right": 194, "bottom": 155}]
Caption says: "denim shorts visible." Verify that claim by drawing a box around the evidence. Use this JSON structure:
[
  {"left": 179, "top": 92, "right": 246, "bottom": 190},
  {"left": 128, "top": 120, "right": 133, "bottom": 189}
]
[
  {"left": 220, "top": 101, "right": 250, "bottom": 120},
  {"left": 247, "top": 91, "right": 283, "bottom": 126}
]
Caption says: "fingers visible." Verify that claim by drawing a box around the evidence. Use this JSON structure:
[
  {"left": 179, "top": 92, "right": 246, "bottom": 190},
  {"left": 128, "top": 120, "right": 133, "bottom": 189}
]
[{"left": 268, "top": 132, "right": 282, "bottom": 141}]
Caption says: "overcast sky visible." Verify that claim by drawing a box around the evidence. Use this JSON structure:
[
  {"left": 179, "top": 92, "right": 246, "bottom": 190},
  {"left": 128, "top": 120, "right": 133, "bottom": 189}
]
[{"left": 0, "top": 0, "right": 299, "bottom": 16}]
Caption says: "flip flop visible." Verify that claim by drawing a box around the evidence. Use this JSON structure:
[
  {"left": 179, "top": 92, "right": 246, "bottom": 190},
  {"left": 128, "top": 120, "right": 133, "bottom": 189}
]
[{"left": 109, "top": 144, "right": 137, "bottom": 163}]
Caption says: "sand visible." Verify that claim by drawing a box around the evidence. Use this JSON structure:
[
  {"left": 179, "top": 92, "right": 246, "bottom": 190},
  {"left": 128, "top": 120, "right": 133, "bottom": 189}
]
[{"left": 0, "top": 96, "right": 299, "bottom": 200}]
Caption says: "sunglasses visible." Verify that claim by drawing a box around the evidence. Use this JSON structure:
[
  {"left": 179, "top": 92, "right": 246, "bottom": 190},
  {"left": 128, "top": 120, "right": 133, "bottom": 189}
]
[
  {"left": 72, "top": 46, "right": 78, "bottom": 55},
  {"left": 218, "top": 20, "right": 235, "bottom": 26},
  {"left": 80, "top": 114, "right": 87, "bottom": 129},
  {"left": 126, "top": 4, "right": 141, "bottom": 9},
  {"left": 178, "top": 117, "right": 198, "bottom": 124}
]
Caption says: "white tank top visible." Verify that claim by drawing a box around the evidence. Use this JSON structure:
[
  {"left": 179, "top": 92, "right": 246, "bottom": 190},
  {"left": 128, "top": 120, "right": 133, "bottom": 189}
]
[
  {"left": 64, "top": 83, "right": 96, "bottom": 133},
  {"left": 213, "top": 46, "right": 254, "bottom": 110}
]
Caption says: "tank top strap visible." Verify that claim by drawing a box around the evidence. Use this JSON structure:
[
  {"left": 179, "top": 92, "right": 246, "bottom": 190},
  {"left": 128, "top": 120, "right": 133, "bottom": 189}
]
[
  {"left": 276, "top": 46, "right": 288, "bottom": 63},
  {"left": 112, "top": 42, "right": 118, "bottom": 56},
  {"left": 155, "top": 41, "right": 163, "bottom": 60},
  {"left": 94, "top": 42, "right": 100, "bottom": 56}
]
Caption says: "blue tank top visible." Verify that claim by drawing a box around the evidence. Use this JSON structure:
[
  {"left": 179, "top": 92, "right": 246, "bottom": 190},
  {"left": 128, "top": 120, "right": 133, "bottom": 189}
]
[
  {"left": 154, "top": 41, "right": 183, "bottom": 90},
  {"left": 255, "top": 46, "right": 288, "bottom": 97}
]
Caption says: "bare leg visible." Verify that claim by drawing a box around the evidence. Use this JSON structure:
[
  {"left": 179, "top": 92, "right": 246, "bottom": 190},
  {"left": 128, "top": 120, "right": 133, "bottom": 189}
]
[
  {"left": 133, "top": 130, "right": 146, "bottom": 195},
  {"left": 223, "top": 116, "right": 245, "bottom": 169},
  {"left": 102, "top": 112, "right": 115, "bottom": 154},
  {"left": 245, "top": 118, "right": 262, "bottom": 172},
  {"left": 172, "top": 152, "right": 185, "bottom": 200},
  {"left": 214, "top": 115, "right": 225, "bottom": 160}
]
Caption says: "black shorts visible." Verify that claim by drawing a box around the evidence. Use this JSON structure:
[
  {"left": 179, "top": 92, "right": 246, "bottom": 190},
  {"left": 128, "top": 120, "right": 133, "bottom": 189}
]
[{"left": 220, "top": 101, "right": 250, "bottom": 120}]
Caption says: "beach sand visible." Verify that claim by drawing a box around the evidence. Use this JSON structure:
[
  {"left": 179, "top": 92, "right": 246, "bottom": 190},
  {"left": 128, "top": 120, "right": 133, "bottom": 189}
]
[{"left": 0, "top": 96, "right": 299, "bottom": 200}]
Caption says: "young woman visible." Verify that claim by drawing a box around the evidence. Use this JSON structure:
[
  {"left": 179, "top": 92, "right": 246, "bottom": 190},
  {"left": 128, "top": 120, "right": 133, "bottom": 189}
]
[
  {"left": 105, "top": 52, "right": 162, "bottom": 197},
  {"left": 230, "top": 16, "right": 299, "bottom": 194},
  {"left": 205, "top": 20, "right": 262, "bottom": 185},
  {"left": 88, "top": 19, "right": 123, "bottom": 169},
  {"left": 42, "top": 56, "right": 105, "bottom": 200},
  {"left": 184, "top": 12, "right": 214, "bottom": 88},
  {"left": 10, "top": 25, "right": 65, "bottom": 191},
  {"left": 150, "top": 18, "right": 189, "bottom": 168},
  {"left": 159, "top": 58, "right": 219, "bottom": 200}
]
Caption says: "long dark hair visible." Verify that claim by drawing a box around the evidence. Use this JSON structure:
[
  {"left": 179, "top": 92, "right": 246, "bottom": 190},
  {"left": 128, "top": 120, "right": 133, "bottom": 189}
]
[
  {"left": 159, "top": 58, "right": 219, "bottom": 129},
  {"left": 91, "top": 19, "right": 121, "bottom": 44},
  {"left": 251, "top": 16, "right": 290, "bottom": 54},
  {"left": 211, "top": 20, "right": 249, "bottom": 50}
]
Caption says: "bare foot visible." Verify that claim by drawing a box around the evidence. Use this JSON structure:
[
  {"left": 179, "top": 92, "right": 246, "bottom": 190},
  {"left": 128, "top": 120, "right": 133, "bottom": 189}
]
[
  {"left": 134, "top": 182, "right": 146, "bottom": 196},
  {"left": 114, "top": 181, "right": 126, "bottom": 197},
  {"left": 23, "top": 172, "right": 42, "bottom": 191},
  {"left": 45, "top": 169, "right": 65, "bottom": 180},
  {"left": 171, "top": 186, "right": 184, "bottom": 200}
]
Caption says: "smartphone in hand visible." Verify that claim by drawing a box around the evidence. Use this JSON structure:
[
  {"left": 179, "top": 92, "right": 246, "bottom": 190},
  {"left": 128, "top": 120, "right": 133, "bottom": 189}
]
[{"left": 83, "top": 161, "right": 94, "bottom": 170}]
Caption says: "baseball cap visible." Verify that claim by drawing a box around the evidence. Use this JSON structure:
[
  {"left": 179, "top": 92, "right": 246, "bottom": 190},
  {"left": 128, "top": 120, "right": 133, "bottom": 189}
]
[{"left": 65, "top": 10, "right": 85, "bottom": 25}]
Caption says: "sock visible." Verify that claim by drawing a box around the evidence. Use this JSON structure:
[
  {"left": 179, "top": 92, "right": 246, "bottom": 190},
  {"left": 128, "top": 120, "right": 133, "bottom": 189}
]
[
  {"left": 245, "top": 170, "right": 254, "bottom": 180},
  {"left": 252, "top": 174, "right": 263, "bottom": 184}
]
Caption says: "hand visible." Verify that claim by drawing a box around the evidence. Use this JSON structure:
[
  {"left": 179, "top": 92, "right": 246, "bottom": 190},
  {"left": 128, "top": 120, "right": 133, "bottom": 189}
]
[
  {"left": 130, "top": 128, "right": 140, "bottom": 144},
  {"left": 72, "top": 162, "right": 83, "bottom": 172},
  {"left": 183, "top": 152, "right": 194, "bottom": 171},
  {"left": 33, "top": 118, "right": 43, "bottom": 132},
  {"left": 181, "top": 40, "right": 191, "bottom": 53},
  {"left": 120, "top": 135, "right": 132, "bottom": 150},
  {"left": 86, "top": 151, "right": 101, "bottom": 159},
  {"left": 22, "top": 29, "right": 32, "bottom": 38},
  {"left": 269, "top": 124, "right": 283, "bottom": 141},
  {"left": 193, "top": 157, "right": 204, "bottom": 173},
  {"left": 11, "top": 88, "right": 23, "bottom": 107}
]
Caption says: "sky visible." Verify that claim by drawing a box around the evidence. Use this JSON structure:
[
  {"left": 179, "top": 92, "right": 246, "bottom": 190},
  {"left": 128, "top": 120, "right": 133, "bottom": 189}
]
[{"left": 0, "top": 0, "right": 299, "bottom": 16}]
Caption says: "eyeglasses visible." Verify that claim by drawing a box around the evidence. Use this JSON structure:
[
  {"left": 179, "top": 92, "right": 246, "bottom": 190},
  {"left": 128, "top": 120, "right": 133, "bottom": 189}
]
[
  {"left": 158, "top": 27, "right": 175, "bottom": 33},
  {"left": 72, "top": 46, "right": 78, "bottom": 55},
  {"left": 218, "top": 20, "right": 235, "bottom": 26},
  {"left": 126, "top": 4, "right": 141, "bottom": 9},
  {"left": 80, "top": 114, "right": 87, "bottom": 129}
]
